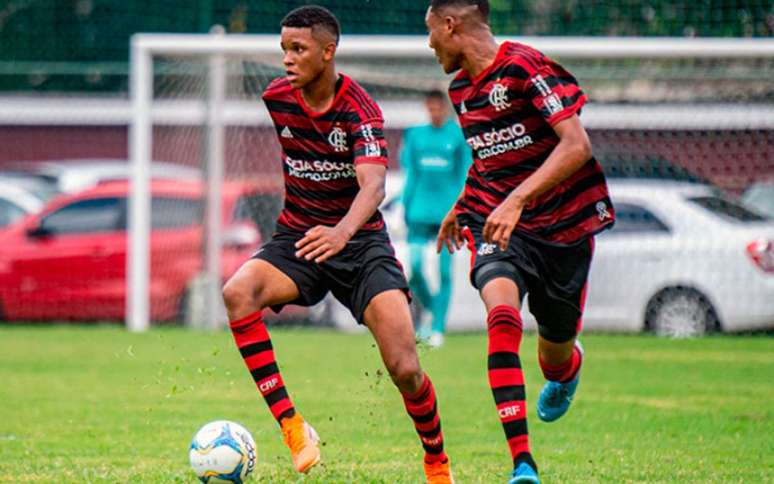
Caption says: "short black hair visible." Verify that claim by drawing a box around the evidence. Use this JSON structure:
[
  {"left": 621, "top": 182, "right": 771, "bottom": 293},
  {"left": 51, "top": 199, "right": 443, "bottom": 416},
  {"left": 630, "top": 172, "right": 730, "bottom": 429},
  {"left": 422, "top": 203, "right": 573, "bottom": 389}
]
[
  {"left": 430, "top": 0, "right": 490, "bottom": 21},
  {"left": 426, "top": 89, "right": 446, "bottom": 101},
  {"left": 281, "top": 5, "right": 341, "bottom": 45}
]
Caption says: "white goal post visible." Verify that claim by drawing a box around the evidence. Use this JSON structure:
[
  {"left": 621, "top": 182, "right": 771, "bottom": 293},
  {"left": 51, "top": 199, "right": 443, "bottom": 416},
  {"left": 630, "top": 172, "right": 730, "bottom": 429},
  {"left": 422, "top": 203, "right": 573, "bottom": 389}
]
[{"left": 127, "top": 33, "right": 774, "bottom": 332}]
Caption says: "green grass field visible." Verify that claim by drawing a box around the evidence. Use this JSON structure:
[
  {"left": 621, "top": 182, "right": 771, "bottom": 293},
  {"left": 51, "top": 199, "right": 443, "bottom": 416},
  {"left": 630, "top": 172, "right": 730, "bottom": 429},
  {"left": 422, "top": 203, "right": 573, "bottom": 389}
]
[{"left": 0, "top": 326, "right": 772, "bottom": 483}]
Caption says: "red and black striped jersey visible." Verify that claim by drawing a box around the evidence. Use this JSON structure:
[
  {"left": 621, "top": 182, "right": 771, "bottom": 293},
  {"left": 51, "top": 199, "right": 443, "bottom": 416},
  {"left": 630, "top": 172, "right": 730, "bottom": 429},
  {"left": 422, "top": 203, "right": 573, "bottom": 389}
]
[
  {"left": 449, "top": 41, "right": 614, "bottom": 245},
  {"left": 262, "top": 74, "right": 389, "bottom": 233}
]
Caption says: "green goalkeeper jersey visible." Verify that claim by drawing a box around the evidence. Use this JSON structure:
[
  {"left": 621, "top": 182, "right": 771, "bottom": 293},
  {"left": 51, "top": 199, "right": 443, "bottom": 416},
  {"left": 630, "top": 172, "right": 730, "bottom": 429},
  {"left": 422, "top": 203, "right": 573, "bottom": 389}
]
[{"left": 400, "top": 119, "right": 471, "bottom": 226}]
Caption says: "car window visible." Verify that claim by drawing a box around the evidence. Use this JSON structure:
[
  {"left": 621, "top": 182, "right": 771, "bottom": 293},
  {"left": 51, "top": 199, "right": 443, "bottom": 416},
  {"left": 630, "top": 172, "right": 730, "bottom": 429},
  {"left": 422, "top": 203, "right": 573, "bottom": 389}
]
[
  {"left": 741, "top": 185, "right": 774, "bottom": 217},
  {"left": 610, "top": 203, "right": 670, "bottom": 234},
  {"left": 687, "top": 196, "right": 768, "bottom": 222},
  {"left": 0, "top": 199, "right": 26, "bottom": 227},
  {"left": 41, "top": 197, "right": 123, "bottom": 234},
  {"left": 232, "top": 193, "right": 282, "bottom": 241},
  {"left": 151, "top": 197, "right": 203, "bottom": 229}
]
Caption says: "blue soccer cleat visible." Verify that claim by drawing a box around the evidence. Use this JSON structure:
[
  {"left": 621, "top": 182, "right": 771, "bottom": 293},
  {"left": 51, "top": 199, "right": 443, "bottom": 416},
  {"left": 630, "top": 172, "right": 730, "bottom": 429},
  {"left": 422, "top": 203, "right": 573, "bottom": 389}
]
[
  {"left": 509, "top": 462, "right": 539, "bottom": 484},
  {"left": 537, "top": 374, "right": 580, "bottom": 422}
]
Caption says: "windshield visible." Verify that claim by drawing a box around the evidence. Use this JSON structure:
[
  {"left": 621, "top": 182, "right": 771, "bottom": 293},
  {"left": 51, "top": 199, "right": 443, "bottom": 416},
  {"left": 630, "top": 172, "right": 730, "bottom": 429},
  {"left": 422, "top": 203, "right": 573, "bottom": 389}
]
[
  {"left": 742, "top": 184, "right": 774, "bottom": 217},
  {"left": 687, "top": 196, "right": 769, "bottom": 223}
]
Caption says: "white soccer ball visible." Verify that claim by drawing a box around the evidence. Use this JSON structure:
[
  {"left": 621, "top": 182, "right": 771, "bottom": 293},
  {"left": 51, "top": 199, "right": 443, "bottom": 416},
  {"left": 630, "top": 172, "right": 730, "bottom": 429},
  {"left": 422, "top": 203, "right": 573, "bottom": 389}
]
[{"left": 189, "top": 420, "right": 257, "bottom": 483}]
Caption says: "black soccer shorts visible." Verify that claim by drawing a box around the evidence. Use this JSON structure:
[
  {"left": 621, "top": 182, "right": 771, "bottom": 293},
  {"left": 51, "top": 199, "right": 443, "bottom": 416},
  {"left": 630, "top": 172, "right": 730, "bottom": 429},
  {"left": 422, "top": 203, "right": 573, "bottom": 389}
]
[
  {"left": 458, "top": 213, "right": 594, "bottom": 343},
  {"left": 252, "top": 225, "right": 410, "bottom": 325}
]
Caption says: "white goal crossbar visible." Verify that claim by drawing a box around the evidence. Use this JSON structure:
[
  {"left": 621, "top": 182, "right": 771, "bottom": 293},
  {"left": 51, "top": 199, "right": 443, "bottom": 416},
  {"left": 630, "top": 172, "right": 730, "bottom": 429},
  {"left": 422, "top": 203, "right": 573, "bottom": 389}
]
[{"left": 128, "top": 33, "right": 774, "bottom": 332}]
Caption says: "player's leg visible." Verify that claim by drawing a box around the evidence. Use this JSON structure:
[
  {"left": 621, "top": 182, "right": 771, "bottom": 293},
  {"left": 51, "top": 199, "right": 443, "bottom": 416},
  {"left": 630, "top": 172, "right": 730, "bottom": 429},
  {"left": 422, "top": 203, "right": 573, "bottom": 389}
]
[
  {"left": 362, "top": 289, "right": 453, "bottom": 483},
  {"left": 478, "top": 276, "right": 539, "bottom": 484},
  {"left": 222, "top": 252, "right": 322, "bottom": 473},
  {"left": 460, "top": 219, "right": 538, "bottom": 483},
  {"left": 529, "top": 237, "right": 594, "bottom": 424},
  {"left": 531, "top": 285, "right": 585, "bottom": 423},
  {"left": 222, "top": 258, "right": 300, "bottom": 423},
  {"left": 408, "top": 231, "right": 434, "bottom": 339},
  {"left": 429, "top": 246, "right": 453, "bottom": 346}
]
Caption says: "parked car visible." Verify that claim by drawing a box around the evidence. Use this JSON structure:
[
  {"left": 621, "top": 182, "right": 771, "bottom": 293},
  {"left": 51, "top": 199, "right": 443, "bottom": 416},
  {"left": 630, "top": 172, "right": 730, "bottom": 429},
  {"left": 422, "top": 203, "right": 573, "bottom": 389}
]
[
  {"left": 0, "top": 181, "right": 46, "bottom": 228},
  {"left": 318, "top": 176, "right": 774, "bottom": 337},
  {"left": 741, "top": 181, "right": 774, "bottom": 219},
  {"left": 1, "top": 159, "right": 201, "bottom": 195},
  {"left": 0, "top": 172, "right": 60, "bottom": 203},
  {"left": 0, "top": 179, "right": 265, "bottom": 323},
  {"left": 586, "top": 179, "right": 773, "bottom": 336}
]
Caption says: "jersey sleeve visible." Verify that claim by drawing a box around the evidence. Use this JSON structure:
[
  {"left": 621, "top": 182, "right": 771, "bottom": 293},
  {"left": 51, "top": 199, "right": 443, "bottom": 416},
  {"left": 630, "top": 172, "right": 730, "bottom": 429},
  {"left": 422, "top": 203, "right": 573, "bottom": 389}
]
[
  {"left": 351, "top": 118, "right": 390, "bottom": 166},
  {"left": 520, "top": 55, "right": 587, "bottom": 126}
]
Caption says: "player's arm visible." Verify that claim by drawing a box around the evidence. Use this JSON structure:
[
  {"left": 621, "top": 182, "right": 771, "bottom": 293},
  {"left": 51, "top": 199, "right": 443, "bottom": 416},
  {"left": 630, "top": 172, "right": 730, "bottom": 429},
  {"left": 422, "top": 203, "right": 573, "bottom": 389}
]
[
  {"left": 295, "top": 164, "right": 386, "bottom": 264},
  {"left": 435, "top": 127, "right": 473, "bottom": 254},
  {"left": 436, "top": 184, "right": 468, "bottom": 255},
  {"left": 483, "top": 115, "right": 591, "bottom": 250}
]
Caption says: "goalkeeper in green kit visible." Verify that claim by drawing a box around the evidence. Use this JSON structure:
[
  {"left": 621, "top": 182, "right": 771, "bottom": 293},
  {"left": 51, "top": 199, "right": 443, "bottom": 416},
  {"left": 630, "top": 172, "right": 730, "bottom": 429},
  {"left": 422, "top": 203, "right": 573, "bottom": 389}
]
[{"left": 400, "top": 89, "right": 472, "bottom": 347}]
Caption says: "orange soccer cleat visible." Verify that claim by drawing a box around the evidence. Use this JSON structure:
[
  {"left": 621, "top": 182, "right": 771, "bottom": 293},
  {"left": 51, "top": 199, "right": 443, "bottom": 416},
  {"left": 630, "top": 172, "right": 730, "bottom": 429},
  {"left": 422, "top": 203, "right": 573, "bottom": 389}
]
[
  {"left": 280, "top": 413, "right": 321, "bottom": 473},
  {"left": 423, "top": 459, "right": 455, "bottom": 484}
]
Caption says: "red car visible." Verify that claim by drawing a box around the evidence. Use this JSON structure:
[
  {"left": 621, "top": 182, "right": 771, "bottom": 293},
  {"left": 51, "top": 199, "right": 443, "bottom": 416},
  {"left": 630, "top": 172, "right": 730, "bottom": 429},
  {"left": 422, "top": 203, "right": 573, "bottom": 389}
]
[{"left": 0, "top": 179, "right": 280, "bottom": 322}]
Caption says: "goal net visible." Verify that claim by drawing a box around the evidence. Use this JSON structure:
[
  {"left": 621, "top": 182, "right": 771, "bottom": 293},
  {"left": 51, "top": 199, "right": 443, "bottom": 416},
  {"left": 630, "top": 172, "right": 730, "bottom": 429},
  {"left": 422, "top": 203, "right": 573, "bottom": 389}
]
[{"left": 126, "top": 33, "right": 774, "bottom": 333}]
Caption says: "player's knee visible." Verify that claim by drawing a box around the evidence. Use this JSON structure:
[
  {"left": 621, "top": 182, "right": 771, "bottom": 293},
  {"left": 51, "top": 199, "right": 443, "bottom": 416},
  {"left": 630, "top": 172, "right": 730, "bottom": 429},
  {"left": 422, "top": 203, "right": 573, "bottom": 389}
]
[
  {"left": 386, "top": 355, "right": 422, "bottom": 391},
  {"left": 222, "top": 278, "right": 264, "bottom": 315}
]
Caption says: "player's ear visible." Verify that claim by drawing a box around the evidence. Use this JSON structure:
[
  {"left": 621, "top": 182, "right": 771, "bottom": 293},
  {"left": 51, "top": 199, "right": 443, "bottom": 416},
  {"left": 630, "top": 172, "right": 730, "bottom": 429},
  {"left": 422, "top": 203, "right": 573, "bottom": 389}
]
[
  {"left": 322, "top": 41, "right": 337, "bottom": 62},
  {"left": 443, "top": 14, "right": 459, "bottom": 36}
]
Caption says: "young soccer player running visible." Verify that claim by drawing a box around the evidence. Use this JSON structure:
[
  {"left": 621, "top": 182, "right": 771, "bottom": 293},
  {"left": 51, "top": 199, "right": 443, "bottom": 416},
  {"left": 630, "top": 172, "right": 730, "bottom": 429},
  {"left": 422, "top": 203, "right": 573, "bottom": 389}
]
[
  {"left": 222, "top": 6, "right": 453, "bottom": 483},
  {"left": 425, "top": 1, "right": 615, "bottom": 482}
]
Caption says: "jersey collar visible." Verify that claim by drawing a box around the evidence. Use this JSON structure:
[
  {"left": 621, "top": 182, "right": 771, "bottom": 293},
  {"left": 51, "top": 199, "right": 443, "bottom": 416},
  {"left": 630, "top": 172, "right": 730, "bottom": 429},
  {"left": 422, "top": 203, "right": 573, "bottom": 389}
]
[{"left": 294, "top": 74, "right": 351, "bottom": 119}]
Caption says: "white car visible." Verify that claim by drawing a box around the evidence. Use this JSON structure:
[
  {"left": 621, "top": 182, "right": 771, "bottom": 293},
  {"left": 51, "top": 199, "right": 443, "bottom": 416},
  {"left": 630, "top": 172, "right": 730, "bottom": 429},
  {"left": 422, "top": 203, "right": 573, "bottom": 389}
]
[
  {"left": 586, "top": 180, "right": 774, "bottom": 336},
  {"left": 742, "top": 181, "right": 774, "bottom": 219},
  {"left": 0, "top": 180, "right": 46, "bottom": 228},
  {"left": 318, "top": 176, "right": 774, "bottom": 337},
  {"left": 25, "top": 159, "right": 202, "bottom": 193}
]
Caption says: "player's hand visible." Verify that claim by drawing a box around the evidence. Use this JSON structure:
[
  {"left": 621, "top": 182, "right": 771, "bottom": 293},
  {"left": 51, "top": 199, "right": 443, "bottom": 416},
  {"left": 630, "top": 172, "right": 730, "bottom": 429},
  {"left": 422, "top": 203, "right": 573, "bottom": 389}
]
[
  {"left": 436, "top": 210, "right": 463, "bottom": 254},
  {"left": 483, "top": 195, "right": 525, "bottom": 251},
  {"left": 295, "top": 225, "right": 350, "bottom": 263}
]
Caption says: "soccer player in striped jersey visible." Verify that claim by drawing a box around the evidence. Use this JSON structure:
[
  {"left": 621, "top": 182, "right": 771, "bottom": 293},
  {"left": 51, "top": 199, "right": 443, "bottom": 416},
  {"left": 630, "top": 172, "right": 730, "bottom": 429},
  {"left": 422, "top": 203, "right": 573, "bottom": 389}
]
[
  {"left": 222, "top": 6, "right": 453, "bottom": 483},
  {"left": 426, "top": 1, "right": 615, "bottom": 483}
]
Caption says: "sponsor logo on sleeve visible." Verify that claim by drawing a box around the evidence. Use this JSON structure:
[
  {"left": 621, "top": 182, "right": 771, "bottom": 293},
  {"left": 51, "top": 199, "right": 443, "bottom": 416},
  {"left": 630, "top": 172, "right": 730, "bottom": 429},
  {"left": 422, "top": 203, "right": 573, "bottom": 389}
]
[
  {"left": 532, "top": 74, "right": 552, "bottom": 96},
  {"left": 532, "top": 74, "right": 564, "bottom": 116},
  {"left": 364, "top": 142, "right": 381, "bottom": 158},
  {"left": 360, "top": 123, "right": 375, "bottom": 142},
  {"left": 596, "top": 201, "right": 611, "bottom": 221},
  {"left": 544, "top": 93, "right": 564, "bottom": 115}
]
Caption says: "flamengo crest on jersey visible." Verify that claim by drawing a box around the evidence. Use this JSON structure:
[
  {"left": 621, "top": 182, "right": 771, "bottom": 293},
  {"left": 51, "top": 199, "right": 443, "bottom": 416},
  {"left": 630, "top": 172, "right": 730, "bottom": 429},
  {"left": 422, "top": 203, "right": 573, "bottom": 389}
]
[
  {"left": 328, "top": 127, "right": 347, "bottom": 152},
  {"left": 449, "top": 41, "right": 614, "bottom": 245},
  {"left": 488, "top": 83, "right": 511, "bottom": 111},
  {"left": 263, "top": 75, "right": 389, "bottom": 233}
]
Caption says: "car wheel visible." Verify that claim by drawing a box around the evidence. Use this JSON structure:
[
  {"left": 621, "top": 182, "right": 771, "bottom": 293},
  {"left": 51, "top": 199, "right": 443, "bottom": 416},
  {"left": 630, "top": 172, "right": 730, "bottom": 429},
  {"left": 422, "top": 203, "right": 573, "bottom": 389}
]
[{"left": 645, "top": 288, "right": 720, "bottom": 338}]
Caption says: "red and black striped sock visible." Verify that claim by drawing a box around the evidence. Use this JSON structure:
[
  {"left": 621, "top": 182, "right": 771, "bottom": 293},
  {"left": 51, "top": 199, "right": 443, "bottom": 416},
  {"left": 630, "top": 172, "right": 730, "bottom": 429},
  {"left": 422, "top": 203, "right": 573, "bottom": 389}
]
[
  {"left": 539, "top": 343, "right": 583, "bottom": 383},
  {"left": 229, "top": 310, "right": 295, "bottom": 424},
  {"left": 487, "top": 305, "right": 537, "bottom": 471},
  {"left": 401, "top": 373, "right": 448, "bottom": 464}
]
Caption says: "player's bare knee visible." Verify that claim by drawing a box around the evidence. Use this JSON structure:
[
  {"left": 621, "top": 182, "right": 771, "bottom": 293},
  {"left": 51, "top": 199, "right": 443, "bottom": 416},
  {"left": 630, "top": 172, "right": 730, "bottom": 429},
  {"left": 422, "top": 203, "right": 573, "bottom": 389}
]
[
  {"left": 386, "top": 356, "right": 422, "bottom": 392},
  {"left": 222, "top": 278, "right": 264, "bottom": 317}
]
